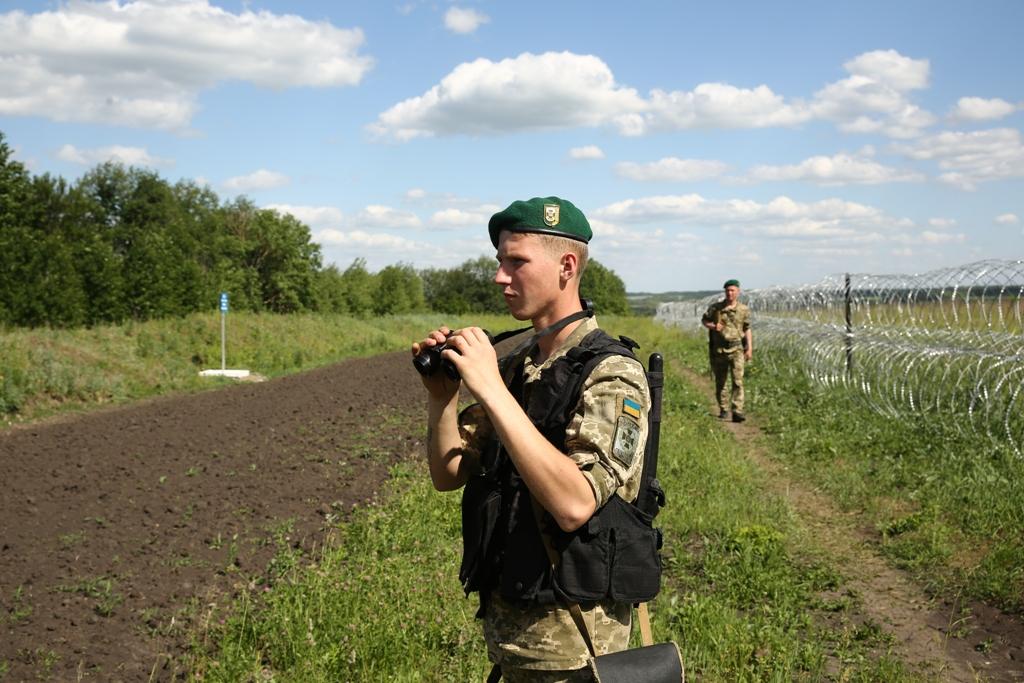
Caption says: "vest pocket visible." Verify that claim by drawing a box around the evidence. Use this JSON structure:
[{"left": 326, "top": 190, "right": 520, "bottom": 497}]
[
  {"left": 608, "top": 500, "right": 662, "bottom": 602},
  {"left": 460, "top": 476, "right": 501, "bottom": 593},
  {"left": 553, "top": 520, "right": 611, "bottom": 601}
]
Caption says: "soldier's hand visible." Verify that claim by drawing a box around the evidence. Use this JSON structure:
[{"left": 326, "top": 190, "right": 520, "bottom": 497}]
[
  {"left": 412, "top": 327, "right": 461, "bottom": 401},
  {"left": 715, "top": 322, "right": 724, "bottom": 332},
  {"left": 441, "top": 327, "right": 502, "bottom": 401}
]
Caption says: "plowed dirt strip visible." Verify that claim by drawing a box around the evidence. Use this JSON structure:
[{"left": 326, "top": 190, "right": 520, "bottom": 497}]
[
  {"left": 0, "top": 351, "right": 426, "bottom": 682},
  {"left": 678, "top": 364, "right": 1024, "bottom": 682}
]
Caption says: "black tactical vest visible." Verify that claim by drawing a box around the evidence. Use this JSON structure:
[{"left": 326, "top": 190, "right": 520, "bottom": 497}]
[{"left": 458, "top": 329, "right": 663, "bottom": 609}]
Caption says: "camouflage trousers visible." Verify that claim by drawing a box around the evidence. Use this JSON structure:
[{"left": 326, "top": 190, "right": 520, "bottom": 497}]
[
  {"left": 483, "top": 593, "right": 631, "bottom": 678},
  {"left": 711, "top": 349, "right": 745, "bottom": 413}
]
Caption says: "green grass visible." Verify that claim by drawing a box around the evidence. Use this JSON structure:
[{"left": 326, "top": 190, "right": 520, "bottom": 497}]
[
  {"left": 649, "top": 336, "right": 917, "bottom": 681},
  {"left": 186, "top": 463, "right": 488, "bottom": 681},
  {"left": 185, "top": 318, "right": 924, "bottom": 681},
  {"left": 8, "top": 312, "right": 1008, "bottom": 679},
  {"left": 0, "top": 311, "right": 511, "bottom": 426},
  {"left": 676, "top": 333, "right": 1024, "bottom": 615}
]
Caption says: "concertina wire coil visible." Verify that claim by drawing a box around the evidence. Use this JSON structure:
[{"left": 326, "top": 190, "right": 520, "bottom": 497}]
[{"left": 655, "top": 259, "right": 1024, "bottom": 457}]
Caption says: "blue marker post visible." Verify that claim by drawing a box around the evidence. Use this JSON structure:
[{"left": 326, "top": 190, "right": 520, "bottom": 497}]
[
  {"left": 219, "top": 292, "right": 229, "bottom": 371},
  {"left": 200, "top": 293, "right": 250, "bottom": 379}
]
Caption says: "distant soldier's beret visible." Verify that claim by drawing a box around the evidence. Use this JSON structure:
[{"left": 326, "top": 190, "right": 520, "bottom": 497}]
[
  {"left": 488, "top": 196, "right": 592, "bottom": 248},
  {"left": 723, "top": 279, "right": 740, "bottom": 288}
]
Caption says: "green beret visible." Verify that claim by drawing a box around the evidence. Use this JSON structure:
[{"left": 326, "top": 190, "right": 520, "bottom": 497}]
[
  {"left": 723, "top": 279, "right": 740, "bottom": 288},
  {"left": 488, "top": 196, "right": 592, "bottom": 248}
]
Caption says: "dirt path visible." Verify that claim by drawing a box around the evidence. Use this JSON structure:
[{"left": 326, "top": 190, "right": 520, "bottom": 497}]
[
  {"left": 0, "top": 351, "right": 426, "bottom": 682},
  {"left": 677, "top": 364, "right": 1024, "bottom": 682}
]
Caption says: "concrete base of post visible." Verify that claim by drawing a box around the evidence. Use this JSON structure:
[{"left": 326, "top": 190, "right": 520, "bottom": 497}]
[{"left": 199, "top": 369, "right": 251, "bottom": 379}]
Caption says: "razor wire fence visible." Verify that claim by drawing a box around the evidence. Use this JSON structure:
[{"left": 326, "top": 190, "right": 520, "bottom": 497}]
[{"left": 656, "top": 259, "right": 1024, "bottom": 456}]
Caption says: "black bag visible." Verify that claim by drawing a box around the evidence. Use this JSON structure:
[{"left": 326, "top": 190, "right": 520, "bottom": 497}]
[{"left": 591, "top": 641, "right": 684, "bottom": 682}]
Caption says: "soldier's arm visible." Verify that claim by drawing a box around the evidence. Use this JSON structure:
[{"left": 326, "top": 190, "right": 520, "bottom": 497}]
[
  {"left": 476, "top": 387, "right": 597, "bottom": 532},
  {"left": 701, "top": 305, "right": 717, "bottom": 330},
  {"left": 565, "top": 357, "right": 650, "bottom": 509},
  {"left": 414, "top": 329, "right": 474, "bottom": 491},
  {"left": 743, "top": 311, "right": 753, "bottom": 358},
  {"left": 439, "top": 327, "right": 596, "bottom": 531},
  {"left": 425, "top": 391, "right": 473, "bottom": 491}
]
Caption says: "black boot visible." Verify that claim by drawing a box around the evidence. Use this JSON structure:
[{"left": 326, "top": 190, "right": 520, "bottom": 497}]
[{"left": 732, "top": 412, "right": 746, "bottom": 423}]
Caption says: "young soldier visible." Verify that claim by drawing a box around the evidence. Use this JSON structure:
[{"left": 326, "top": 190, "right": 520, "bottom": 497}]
[
  {"left": 701, "top": 278, "right": 753, "bottom": 422},
  {"left": 412, "top": 196, "right": 654, "bottom": 681}
]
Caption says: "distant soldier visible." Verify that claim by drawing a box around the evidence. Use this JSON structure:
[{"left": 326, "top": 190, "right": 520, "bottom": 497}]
[{"left": 702, "top": 279, "right": 752, "bottom": 422}]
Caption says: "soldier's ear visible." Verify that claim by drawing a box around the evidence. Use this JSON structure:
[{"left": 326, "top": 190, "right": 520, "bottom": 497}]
[{"left": 559, "top": 252, "right": 579, "bottom": 281}]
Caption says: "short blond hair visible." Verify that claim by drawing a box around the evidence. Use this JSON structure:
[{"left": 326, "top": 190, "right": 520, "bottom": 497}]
[{"left": 536, "top": 233, "right": 588, "bottom": 279}]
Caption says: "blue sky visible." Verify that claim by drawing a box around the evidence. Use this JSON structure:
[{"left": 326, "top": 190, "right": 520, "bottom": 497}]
[{"left": 2, "top": 1, "right": 1022, "bottom": 292}]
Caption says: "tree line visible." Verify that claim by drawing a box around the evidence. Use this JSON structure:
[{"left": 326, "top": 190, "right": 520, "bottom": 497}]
[{"left": 0, "top": 131, "right": 630, "bottom": 329}]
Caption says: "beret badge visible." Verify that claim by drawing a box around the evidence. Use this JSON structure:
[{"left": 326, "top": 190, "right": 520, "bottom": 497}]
[{"left": 543, "top": 203, "right": 560, "bottom": 227}]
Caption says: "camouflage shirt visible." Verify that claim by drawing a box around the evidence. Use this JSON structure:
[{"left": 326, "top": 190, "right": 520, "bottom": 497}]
[
  {"left": 458, "top": 315, "right": 651, "bottom": 670},
  {"left": 702, "top": 299, "right": 751, "bottom": 353}
]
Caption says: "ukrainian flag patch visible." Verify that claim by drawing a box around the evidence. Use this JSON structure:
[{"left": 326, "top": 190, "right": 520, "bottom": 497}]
[{"left": 622, "top": 397, "right": 642, "bottom": 419}]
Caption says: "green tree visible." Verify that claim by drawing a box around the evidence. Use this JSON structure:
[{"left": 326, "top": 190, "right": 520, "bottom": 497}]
[
  {"left": 581, "top": 259, "right": 630, "bottom": 316},
  {"left": 375, "top": 263, "right": 426, "bottom": 315},
  {"left": 76, "top": 163, "right": 207, "bottom": 321},
  {"left": 218, "top": 201, "right": 323, "bottom": 313},
  {"left": 248, "top": 208, "right": 322, "bottom": 313},
  {"left": 0, "top": 132, "right": 34, "bottom": 325},
  {"left": 340, "top": 258, "right": 377, "bottom": 317},
  {"left": 312, "top": 265, "right": 349, "bottom": 314},
  {"left": 421, "top": 256, "right": 504, "bottom": 314},
  {"left": 21, "top": 174, "right": 91, "bottom": 326}
]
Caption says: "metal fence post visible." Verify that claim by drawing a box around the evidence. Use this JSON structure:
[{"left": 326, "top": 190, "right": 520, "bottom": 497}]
[{"left": 845, "top": 272, "right": 853, "bottom": 380}]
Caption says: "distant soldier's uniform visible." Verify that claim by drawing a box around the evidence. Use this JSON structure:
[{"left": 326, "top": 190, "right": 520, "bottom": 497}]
[
  {"left": 703, "top": 298, "right": 751, "bottom": 416},
  {"left": 458, "top": 314, "right": 650, "bottom": 678}
]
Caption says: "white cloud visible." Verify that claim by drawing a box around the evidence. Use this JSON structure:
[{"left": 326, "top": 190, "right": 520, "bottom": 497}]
[
  {"left": 0, "top": 1, "right": 373, "bottom": 130},
  {"left": 405, "top": 188, "right": 427, "bottom": 200},
  {"left": 780, "top": 245, "right": 868, "bottom": 258},
  {"left": 223, "top": 169, "right": 290, "bottom": 191},
  {"left": 368, "top": 51, "right": 645, "bottom": 141},
  {"left": 315, "top": 228, "right": 451, "bottom": 271},
  {"left": 995, "top": 213, "right": 1019, "bottom": 225},
  {"left": 811, "top": 50, "right": 935, "bottom": 138},
  {"left": 842, "top": 50, "right": 930, "bottom": 91},
  {"left": 746, "top": 152, "right": 923, "bottom": 185},
  {"left": 444, "top": 7, "right": 489, "bottom": 34},
  {"left": 569, "top": 145, "right": 605, "bottom": 160},
  {"left": 266, "top": 200, "right": 493, "bottom": 233},
  {"left": 893, "top": 127, "right": 1024, "bottom": 190},
  {"left": 429, "top": 207, "right": 493, "bottom": 229},
  {"left": 594, "top": 193, "right": 909, "bottom": 240},
  {"left": 639, "top": 82, "right": 811, "bottom": 134},
  {"left": 56, "top": 143, "right": 171, "bottom": 167},
  {"left": 617, "top": 157, "right": 729, "bottom": 182},
  {"left": 353, "top": 204, "right": 423, "bottom": 229},
  {"left": 949, "top": 97, "right": 1017, "bottom": 122},
  {"left": 264, "top": 204, "right": 344, "bottom": 228},
  {"left": 920, "top": 230, "right": 966, "bottom": 244},
  {"left": 370, "top": 48, "right": 940, "bottom": 142},
  {"left": 928, "top": 217, "right": 957, "bottom": 229},
  {"left": 316, "top": 229, "right": 422, "bottom": 251}
]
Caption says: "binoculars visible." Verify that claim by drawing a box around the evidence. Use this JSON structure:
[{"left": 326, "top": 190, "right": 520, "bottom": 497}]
[{"left": 412, "top": 336, "right": 462, "bottom": 381}]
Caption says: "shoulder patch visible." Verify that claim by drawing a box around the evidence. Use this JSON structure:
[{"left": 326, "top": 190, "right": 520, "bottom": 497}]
[
  {"left": 622, "top": 397, "right": 642, "bottom": 419},
  {"left": 611, "top": 415, "right": 642, "bottom": 469}
]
